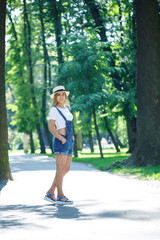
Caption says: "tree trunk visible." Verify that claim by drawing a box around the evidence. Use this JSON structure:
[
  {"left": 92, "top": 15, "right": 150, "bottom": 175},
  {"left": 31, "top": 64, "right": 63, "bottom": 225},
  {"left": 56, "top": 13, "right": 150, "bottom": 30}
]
[
  {"left": 29, "top": 131, "right": 35, "bottom": 153},
  {"left": 73, "top": 125, "right": 78, "bottom": 157},
  {"left": 88, "top": 130, "right": 94, "bottom": 153},
  {"left": 103, "top": 117, "right": 120, "bottom": 152},
  {"left": 130, "top": 0, "right": 160, "bottom": 166},
  {"left": 126, "top": 117, "right": 136, "bottom": 153},
  {"left": 115, "top": 134, "right": 125, "bottom": 148},
  {"left": 93, "top": 107, "right": 103, "bottom": 158},
  {"left": 0, "top": 0, "right": 12, "bottom": 181},
  {"left": 117, "top": 0, "right": 123, "bottom": 45},
  {"left": 38, "top": 0, "right": 53, "bottom": 153},
  {"left": 23, "top": 0, "right": 46, "bottom": 153},
  {"left": 84, "top": 0, "right": 107, "bottom": 41},
  {"left": 23, "top": 134, "right": 28, "bottom": 153},
  {"left": 51, "top": 0, "right": 67, "bottom": 85},
  {"left": 51, "top": 0, "right": 64, "bottom": 65},
  {"left": 48, "top": 58, "right": 52, "bottom": 94}
]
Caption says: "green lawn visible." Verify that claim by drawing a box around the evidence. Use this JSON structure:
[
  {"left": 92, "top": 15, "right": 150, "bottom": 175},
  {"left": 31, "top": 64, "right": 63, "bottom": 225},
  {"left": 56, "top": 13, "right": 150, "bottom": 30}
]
[
  {"left": 72, "top": 148, "right": 130, "bottom": 171},
  {"left": 72, "top": 148, "right": 160, "bottom": 181}
]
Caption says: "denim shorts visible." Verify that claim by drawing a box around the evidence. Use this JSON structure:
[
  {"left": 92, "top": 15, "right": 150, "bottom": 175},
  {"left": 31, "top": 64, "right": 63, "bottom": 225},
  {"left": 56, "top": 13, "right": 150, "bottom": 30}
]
[{"left": 53, "top": 135, "right": 74, "bottom": 156}]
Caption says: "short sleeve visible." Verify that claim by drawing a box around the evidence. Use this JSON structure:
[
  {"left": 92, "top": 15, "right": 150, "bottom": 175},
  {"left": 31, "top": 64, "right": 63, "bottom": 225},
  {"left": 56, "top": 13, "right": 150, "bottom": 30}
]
[{"left": 48, "top": 107, "right": 58, "bottom": 120}]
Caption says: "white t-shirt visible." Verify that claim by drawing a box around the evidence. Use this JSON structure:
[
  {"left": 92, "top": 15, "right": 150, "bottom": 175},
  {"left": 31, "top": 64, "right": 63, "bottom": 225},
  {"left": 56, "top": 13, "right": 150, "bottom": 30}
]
[{"left": 48, "top": 106, "right": 73, "bottom": 130}]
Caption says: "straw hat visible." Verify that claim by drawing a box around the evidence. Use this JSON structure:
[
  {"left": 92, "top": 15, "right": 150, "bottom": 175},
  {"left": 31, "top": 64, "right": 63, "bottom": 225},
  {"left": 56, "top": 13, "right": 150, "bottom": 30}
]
[{"left": 50, "top": 86, "right": 70, "bottom": 99}]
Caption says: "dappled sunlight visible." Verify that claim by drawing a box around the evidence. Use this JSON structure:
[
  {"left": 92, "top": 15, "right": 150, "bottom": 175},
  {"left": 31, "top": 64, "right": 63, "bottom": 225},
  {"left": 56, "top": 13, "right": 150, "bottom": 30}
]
[
  {"left": 8, "top": 153, "right": 98, "bottom": 173},
  {"left": 9, "top": 153, "right": 56, "bottom": 173}
]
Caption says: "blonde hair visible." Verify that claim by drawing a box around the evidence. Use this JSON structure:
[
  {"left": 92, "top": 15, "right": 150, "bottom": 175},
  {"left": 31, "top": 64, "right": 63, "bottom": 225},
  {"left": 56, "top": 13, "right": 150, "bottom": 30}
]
[{"left": 50, "top": 92, "right": 70, "bottom": 108}]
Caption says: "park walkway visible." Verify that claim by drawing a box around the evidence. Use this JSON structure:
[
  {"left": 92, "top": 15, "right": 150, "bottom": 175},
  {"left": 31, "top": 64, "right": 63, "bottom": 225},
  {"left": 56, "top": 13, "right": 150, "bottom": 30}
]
[{"left": 0, "top": 153, "right": 160, "bottom": 240}]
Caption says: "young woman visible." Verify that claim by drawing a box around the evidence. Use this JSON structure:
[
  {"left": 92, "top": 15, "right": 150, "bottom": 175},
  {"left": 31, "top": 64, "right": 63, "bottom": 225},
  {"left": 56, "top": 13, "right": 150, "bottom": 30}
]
[{"left": 44, "top": 86, "right": 74, "bottom": 204}]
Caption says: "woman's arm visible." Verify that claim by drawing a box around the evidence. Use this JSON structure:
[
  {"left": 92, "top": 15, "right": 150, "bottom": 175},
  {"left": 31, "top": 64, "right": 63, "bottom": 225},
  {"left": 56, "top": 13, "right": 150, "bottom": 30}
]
[{"left": 48, "top": 120, "right": 66, "bottom": 144}]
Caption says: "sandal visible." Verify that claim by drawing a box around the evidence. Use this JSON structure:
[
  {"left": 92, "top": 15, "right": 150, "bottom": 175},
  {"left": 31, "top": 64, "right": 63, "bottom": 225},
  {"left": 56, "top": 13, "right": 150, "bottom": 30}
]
[
  {"left": 44, "top": 191, "right": 56, "bottom": 204},
  {"left": 56, "top": 195, "right": 73, "bottom": 205}
]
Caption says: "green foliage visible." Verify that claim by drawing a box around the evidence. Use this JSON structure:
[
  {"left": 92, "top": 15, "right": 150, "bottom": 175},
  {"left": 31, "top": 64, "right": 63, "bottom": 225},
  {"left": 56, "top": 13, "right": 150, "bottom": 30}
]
[
  {"left": 6, "top": 0, "right": 52, "bottom": 135},
  {"left": 8, "top": 129, "right": 23, "bottom": 150},
  {"left": 6, "top": 0, "right": 137, "bottom": 152},
  {"left": 60, "top": 34, "right": 111, "bottom": 111}
]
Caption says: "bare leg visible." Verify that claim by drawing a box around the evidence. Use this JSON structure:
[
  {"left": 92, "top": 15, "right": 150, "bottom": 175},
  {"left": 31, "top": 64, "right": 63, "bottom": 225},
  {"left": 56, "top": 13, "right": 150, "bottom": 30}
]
[
  {"left": 64, "top": 155, "right": 72, "bottom": 175},
  {"left": 48, "top": 155, "right": 72, "bottom": 197},
  {"left": 49, "top": 154, "right": 67, "bottom": 196}
]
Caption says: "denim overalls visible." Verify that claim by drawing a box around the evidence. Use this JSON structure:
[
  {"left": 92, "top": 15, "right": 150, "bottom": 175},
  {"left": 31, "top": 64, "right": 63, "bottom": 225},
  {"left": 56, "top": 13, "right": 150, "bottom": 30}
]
[{"left": 53, "top": 106, "right": 74, "bottom": 156}]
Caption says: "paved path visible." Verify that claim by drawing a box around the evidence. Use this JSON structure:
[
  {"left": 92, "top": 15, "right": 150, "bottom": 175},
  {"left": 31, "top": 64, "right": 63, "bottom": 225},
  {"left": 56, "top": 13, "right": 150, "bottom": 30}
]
[{"left": 0, "top": 153, "right": 160, "bottom": 240}]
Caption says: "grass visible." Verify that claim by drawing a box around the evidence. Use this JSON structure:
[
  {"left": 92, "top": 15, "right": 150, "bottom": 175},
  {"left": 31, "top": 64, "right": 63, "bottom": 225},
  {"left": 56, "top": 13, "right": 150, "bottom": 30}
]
[
  {"left": 72, "top": 148, "right": 130, "bottom": 171},
  {"left": 9, "top": 148, "right": 160, "bottom": 181},
  {"left": 72, "top": 148, "right": 160, "bottom": 181},
  {"left": 111, "top": 166, "right": 160, "bottom": 181}
]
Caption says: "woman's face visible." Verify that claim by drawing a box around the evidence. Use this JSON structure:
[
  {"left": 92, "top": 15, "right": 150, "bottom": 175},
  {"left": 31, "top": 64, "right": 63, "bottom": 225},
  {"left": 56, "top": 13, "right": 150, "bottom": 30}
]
[{"left": 56, "top": 92, "right": 66, "bottom": 104}]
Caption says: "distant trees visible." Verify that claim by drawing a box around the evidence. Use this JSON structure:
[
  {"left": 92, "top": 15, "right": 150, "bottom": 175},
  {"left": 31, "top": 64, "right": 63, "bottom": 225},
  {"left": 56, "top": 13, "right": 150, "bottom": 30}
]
[
  {"left": 0, "top": 0, "right": 12, "bottom": 181},
  {"left": 5, "top": 0, "right": 137, "bottom": 157},
  {"left": 3, "top": 0, "right": 160, "bottom": 168}
]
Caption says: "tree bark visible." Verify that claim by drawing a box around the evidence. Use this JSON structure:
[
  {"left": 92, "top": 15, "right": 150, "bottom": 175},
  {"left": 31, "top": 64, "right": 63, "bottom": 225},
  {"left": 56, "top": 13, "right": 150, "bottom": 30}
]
[
  {"left": 103, "top": 117, "right": 120, "bottom": 152},
  {"left": 48, "top": 57, "right": 52, "bottom": 94},
  {"left": 23, "top": 0, "right": 46, "bottom": 153},
  {"left": 115, "top": 134, "right": 125, "bottom": 148},
  {"left": 84, "top": 0, "right": 108, "bottom": 43},
  {"left": 51, "top": 0, "right": 67, "bottom": 85},
  {"left": 73, "top": 125, "right": 78, "bottom": 157},
  {"left": 0, "top": 0, "right": 12, "bottom": 181},
  {"left": 93, "top": 107, "right": 103, "bottom": 158},
  {"left": 51, "top": 0, "right": 64, "bottom": 65},
  {"left": 23, "top": 134, "right": 28, "bottom": 153},
  {"left": 88, "top": 130, "right": 94, "bottom": 153},
  {"left": 131, "top": 0, "right": 160, "bottom": 166},
  {"left": 38, "top": 0, "right": 53, "bottom": 153},
  {"left": 126, "top": 117, "right": 136, "bottom": 153},
  {"left": 29, "top": 131, "right": 35, "bottom": 153}
]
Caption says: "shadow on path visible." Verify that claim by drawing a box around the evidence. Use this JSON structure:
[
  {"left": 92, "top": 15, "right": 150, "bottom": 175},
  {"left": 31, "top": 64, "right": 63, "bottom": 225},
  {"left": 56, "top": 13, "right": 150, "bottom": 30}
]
[
  {"left": 0, "top": 202, "right": 160, "bottom": 230},
  {"left": 0, "top": 204, "right": 83, "bottom": 230}
]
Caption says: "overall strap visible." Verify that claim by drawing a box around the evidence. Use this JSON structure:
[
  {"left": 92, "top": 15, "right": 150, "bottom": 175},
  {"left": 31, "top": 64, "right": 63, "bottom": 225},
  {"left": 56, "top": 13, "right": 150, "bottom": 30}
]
[
  {"left": 54, "top": 106, "right": 67, "bottom": 121},
  {"left": 66, "top": 105, "right": 71, "bottom": 112}
]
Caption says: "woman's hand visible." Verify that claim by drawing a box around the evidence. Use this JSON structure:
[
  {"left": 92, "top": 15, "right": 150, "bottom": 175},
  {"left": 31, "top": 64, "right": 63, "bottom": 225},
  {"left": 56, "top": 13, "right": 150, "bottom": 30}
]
[{"left": 62, "top": 138, "right": 66, "bottom": 144}]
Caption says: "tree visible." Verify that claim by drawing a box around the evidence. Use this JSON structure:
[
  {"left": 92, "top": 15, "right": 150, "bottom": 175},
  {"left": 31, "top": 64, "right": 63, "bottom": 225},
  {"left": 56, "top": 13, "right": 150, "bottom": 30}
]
[
  {"left": 51, "top": 0, "right": 64, "bottom": 66},
  {"left": 5, "top": 0, "right": 139, "bottom": 156},
  {"left": 50, "top": 0, "right": 67, "bottom": 85},
  {"left": 38, "top": 0, "right": 53, "bottom": 153},
  {"left": 0, "top": 0, "right": 12, "bottom": 181},
  {"left": 84, "top": 0, "right": 137, "bottom": 153},
  {"left": 23, "top": 0, "right": 46, "bottom": 153},
  {"left": 61, "top": 35, "right": 106, "bottom": 158},
  {"left": 7, "top": 6, "right": 36, "bottom": 153},
  {"left": 103, "top": 115, "right": 120, "bottom": 152},
  {"left": 129, "top": 0, "right": 160, "bottom": 166}
]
